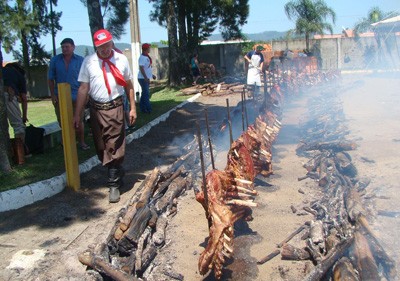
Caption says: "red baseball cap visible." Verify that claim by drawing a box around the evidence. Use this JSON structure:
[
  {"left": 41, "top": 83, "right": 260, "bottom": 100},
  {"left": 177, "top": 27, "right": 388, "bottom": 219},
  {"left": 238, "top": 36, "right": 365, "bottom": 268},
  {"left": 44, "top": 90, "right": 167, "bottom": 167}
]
[
  {"left": 142, "top": 43, "right": 151, "bottom": 50},
  {"left": 93, "top": 29, "right": 113, "bottom": 47}
]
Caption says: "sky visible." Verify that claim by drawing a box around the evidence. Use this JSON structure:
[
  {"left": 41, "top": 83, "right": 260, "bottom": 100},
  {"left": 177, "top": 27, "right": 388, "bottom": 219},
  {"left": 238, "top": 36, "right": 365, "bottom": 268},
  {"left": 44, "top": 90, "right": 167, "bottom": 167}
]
[{"left": 2, "top": 0, "right": 400, "bottom": 61}]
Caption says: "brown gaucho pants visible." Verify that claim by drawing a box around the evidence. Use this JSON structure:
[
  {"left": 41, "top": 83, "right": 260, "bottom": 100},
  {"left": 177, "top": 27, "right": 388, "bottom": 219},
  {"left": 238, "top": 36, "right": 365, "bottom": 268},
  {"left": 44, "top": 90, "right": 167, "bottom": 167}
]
[{"left": 89, "top": 103, "right": 125, "bottom": 167}]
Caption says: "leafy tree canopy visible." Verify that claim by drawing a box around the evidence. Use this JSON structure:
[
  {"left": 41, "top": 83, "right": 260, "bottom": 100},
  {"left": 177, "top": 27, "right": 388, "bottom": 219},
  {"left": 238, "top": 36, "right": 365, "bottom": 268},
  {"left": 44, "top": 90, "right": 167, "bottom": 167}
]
[
  {"left": 354, "top": 6, "right": 400, "bottom": 34},
  {"left": 284, "top": 0, "right": 335, "bottom": 50},
  {"left": 80, "top": 0, "right": 129, "bottom": 39}
]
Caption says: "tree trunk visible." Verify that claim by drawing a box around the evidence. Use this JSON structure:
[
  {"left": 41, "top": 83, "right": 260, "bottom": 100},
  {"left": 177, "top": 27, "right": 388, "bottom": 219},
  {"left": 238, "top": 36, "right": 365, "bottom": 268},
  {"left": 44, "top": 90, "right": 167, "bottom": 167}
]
[
  {"left": 167, "top": 0, "right": 181, "bottom": 86},
  {"left": 86, "top": 0, "right": 104, "bottom": 40},
  {"left": 20, "top": 31, "right": 32, "bottom": 98},
  {"left": 177, "top": 0, "right": 190, "bottom": 78},
  {"left": 0, "top": 50, "right": 12, "bottom": 172}
]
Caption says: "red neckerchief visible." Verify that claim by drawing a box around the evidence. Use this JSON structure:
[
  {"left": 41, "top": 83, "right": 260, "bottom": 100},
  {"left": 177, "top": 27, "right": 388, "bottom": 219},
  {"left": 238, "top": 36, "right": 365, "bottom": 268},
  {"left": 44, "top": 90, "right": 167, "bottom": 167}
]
[
  {"left": 143, "top": 53, "right": 152, "bottom": 66},
  {"left": 98, "top": 50, "right": 127, "bottom": 95}
]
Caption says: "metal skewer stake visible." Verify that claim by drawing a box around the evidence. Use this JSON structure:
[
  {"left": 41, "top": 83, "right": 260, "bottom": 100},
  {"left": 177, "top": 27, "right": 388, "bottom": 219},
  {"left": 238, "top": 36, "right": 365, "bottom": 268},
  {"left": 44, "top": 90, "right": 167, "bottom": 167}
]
[
  {"left": 204, "top": 109, "right": 215, "bottom": 170},
  {"left": 226, "top": 98, "right": 233, "bottom": 145},
  {"left": 241, "top": 89, "right": 245, "bottom": 132},
  {"left": 196, "top": 120, "right": 210, "bottom": 228},
  {"left": 243, "top": 87, "right": 249, "bottom": 128}
]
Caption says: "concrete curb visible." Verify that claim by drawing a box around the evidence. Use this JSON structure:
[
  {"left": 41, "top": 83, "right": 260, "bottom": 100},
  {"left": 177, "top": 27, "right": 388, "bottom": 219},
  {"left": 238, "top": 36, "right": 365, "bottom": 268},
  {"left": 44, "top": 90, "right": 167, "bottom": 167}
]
[{"left": 0, "top": 94, "right": 202, "bottom": 213}]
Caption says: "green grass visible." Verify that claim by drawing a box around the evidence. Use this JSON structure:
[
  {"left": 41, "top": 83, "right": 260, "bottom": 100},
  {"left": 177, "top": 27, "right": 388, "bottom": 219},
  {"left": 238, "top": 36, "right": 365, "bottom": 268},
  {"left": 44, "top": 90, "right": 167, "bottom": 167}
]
[
  {"left": 8, "top": 99, "right": 58, "bottom": 138},
  {"left": 1, "top": 84, "right": 193, "bottom": 192}
]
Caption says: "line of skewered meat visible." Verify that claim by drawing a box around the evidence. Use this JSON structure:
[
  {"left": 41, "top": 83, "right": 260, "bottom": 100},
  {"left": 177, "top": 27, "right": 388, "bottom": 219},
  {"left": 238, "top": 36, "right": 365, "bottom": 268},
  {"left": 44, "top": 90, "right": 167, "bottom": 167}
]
[{"left": 195, "top": 110, "right": 281, "bottom": 279}]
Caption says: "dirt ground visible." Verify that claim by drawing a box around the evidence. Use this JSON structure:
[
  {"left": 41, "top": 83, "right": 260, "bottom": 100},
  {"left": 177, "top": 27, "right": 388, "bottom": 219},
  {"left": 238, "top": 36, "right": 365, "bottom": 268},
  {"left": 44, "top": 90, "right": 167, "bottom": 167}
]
[{"left": 1, "top": 72, "right": 399, "bottom": 281}]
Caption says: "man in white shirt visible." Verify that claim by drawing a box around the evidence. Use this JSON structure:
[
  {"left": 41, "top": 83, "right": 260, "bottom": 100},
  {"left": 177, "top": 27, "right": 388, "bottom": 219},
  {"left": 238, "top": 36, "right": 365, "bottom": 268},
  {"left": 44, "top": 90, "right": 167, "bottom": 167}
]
[
  {"left": 73, "top": 29, "right": 136, "bottom": 203},
  {"left": 138, "top": 43, "right": 156, "bottom": 114}
]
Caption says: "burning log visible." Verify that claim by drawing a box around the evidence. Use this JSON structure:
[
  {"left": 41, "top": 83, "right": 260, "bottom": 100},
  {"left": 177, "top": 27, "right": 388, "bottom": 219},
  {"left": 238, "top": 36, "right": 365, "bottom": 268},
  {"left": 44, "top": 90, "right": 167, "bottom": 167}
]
[
  {"left": 118, "top": 205, "right": 152, "bottom": 254},
  {"left": 334, "top": 151, "right": 357, "bottom": 177},
  {"left": 303, "top": 236, "right": 354, "bottom": 281},
  {"left": 257, "top": 249, "right": 281, "bottom": 264},
  {"left": 118, "top": 168, "right": 161, "bottom": 232},
  {"left": 153, "top": 166, "right": 184, "bottom": 201},
  {"left": 155, "top": 176, "right": 188, "bottom": 213},
  {"left": 281, "top": 243, "right": 311, "bottom": 260},
  {"left": 152, "top": 213, "right": 168, "bottom": 247},
  {"left": 135, "top": 227, "right": 152, "bottom": 275},
  {"left": 180, "top": 81, "right": 250, "bottom": 97},
  {"left": 332, "top": 257, "right": 359, "bottom": 281},
  {"left": 300, "top": 141, "right": 357, "bottom": 152},
  {"left": 137, "top": 243, "right": 157, "bottom": 276},
  {"left": 292, "top": 86, "right": 398, "bottom": 281},
  {"left": 78, "top": 250, "right": 137, "bottom": 281},
  {"left": 353, "top": 231, "right": 380, "bottom": 280},
  {"left": 358, "top": 216, "right": 397, "bottom": 279},
  {"left": 277, "top": 224, "right": 307, "bottom": 248},
  {"left": 120, "top": 253, "right": 136, "bottom": 275},
  {"left": 179, "top": 87, "right": 202, "bottom": 95}
]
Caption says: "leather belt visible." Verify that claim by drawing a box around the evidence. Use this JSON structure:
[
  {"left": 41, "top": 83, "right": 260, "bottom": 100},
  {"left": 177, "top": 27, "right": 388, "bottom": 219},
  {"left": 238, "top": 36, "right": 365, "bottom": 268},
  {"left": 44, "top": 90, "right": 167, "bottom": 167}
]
[{"left": 90, "top": 96, "right": 123, "bottom": 111}]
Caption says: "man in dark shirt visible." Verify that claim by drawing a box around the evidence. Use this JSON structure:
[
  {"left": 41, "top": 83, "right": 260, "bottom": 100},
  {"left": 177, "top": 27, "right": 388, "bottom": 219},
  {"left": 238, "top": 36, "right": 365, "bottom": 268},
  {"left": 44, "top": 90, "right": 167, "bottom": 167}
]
[{"left": 2, "top": 62, "right": 28, "bottom": 143}]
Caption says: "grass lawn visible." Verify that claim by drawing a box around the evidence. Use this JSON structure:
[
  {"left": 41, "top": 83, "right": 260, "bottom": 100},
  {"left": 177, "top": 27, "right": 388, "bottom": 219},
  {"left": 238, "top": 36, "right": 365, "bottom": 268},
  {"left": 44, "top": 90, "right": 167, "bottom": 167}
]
[{"left": 1, "top": 84, "right": 192, "bottom": 192}]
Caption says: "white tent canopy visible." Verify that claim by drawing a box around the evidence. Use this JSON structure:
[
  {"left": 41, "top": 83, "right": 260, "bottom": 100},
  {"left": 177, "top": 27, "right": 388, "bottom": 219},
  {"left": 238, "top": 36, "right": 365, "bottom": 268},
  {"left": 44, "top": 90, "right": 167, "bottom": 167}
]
[{"left": 371, "top": 15, "right": 400, "bottom": 32}]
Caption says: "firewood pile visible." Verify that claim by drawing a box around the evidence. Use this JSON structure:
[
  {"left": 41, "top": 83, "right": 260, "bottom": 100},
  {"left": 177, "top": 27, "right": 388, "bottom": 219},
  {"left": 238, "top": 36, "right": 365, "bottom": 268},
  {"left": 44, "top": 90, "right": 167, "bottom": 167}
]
[
  {"left": 180, "top": 81, "right": 250, "bottom": 97},
  {"left": 257, "top": 90, "right": 397, "bottom": 280},
  {"left": 198, "top": 62, "right": 219, "bottom": 80},
  {"left": 78, "top": 137, "right": 212, "bottom": 281}
]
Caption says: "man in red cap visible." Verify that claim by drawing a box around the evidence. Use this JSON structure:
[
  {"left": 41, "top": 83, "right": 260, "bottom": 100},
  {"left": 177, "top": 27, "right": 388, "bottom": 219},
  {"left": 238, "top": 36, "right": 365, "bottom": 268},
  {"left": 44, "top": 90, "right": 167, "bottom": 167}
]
[
  {"left": 138, "top": 43, "right": 156, "bottom": 114},
  {"left": 73, "top": 29, "right": 137, "bottom": 203}
]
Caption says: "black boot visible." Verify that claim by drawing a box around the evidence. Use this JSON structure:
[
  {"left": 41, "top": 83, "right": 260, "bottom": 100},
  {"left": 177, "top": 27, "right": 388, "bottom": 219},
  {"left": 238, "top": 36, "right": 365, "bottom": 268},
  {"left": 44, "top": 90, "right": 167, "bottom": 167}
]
[{"left": 108, "top": 166, "right": 123, "bottom": 203}]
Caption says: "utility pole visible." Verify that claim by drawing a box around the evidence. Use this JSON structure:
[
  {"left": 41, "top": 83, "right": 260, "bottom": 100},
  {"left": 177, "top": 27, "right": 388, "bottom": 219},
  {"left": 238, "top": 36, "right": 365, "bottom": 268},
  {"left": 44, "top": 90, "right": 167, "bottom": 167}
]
[{"left": 129, "top": 0, "right": 141, "bottom": 102}]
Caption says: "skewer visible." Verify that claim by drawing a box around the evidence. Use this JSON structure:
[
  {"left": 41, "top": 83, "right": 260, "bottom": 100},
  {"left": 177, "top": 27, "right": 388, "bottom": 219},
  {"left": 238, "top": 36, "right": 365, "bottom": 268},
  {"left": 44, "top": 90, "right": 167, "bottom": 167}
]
[
  {"left": 241, "top": 90, "right": 245, "bottom": 132},
  {"left": 263, "top": 67, "right": 268, "bottom": 108},
  {"left": 226, "top": 98, "right": 233, "bottom": 145},
  {"left": 196, "top": 120, "right": 210, "bottom": 228},
  {"left": 204, "top": 109, "right": 215, "bottom": 170},
  {"left": 243, "top": 86, "right": 249, "bottom": 128}
]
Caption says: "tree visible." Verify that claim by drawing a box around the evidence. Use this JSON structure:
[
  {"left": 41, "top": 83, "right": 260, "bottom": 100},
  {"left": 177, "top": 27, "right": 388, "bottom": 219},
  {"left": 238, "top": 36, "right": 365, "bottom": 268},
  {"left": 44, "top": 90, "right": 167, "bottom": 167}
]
[
  {"left": 166, "top": 0, "right": 180, "bottom": 86},
  {"left": 149, "top": 0, "right": 249, "bottom": 86},
  {"left": 284, "top": 0, "right": 336, "bottom": 51},
  {"left": 0, "top": 44, "right": 12, "bottom": 173},
  {"left": 0, "top": 1, "right": 62, "bottom": 171},
  {"left": 354, "top": 7, "right": 400, "bottom": 68},
  {"left": 0, "top": 2, "right": 18, "bottom": 172},
  {"left": 2, "top": 0, "right": 62, "bottom": 97},
  {"left": 354, "top": 6, "right": 399, "bottom": 34},
  {"left": 80, "top": 0, "right": 130, "bottom": 40}
]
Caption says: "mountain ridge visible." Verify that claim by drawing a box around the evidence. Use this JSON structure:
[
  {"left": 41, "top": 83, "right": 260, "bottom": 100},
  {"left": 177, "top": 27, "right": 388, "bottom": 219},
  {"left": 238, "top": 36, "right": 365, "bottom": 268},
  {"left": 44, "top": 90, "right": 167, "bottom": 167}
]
[{"left": 66, "top": 31, "right": 288, "bottom": 57}]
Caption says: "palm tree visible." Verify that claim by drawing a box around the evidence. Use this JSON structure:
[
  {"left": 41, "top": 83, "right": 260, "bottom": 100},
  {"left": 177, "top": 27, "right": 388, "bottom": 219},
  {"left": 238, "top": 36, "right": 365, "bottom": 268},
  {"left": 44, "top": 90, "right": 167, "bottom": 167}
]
[
  {"left": 354, "top": 6, "right": 399, "bottom": 34},
  {"left": 284, "top": 0, "right": 336, "bottom": 51},
  {"left": 354, "top": 7, "right": 399, "bottom": 68}
]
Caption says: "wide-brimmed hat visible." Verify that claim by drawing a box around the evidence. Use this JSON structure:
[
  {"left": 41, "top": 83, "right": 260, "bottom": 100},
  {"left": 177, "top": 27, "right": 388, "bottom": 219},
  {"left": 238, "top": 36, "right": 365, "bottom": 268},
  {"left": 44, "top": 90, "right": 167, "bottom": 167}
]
[{"left": 93, "top": 29, "right": 113, "bottom": 47}]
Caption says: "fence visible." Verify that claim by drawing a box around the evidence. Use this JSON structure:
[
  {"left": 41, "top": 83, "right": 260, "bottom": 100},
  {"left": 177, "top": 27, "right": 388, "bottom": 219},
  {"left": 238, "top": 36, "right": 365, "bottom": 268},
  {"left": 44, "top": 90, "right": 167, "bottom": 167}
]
[{"left": 29, "top": 34, "right": 400, "bottom": 98}]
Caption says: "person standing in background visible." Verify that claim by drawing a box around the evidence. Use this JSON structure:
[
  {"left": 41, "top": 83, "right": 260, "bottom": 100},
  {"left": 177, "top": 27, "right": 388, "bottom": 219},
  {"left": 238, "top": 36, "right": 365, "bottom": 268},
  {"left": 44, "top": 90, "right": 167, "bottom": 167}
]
[
  {"left": 138, "top": 43, "right": 156, "bottom": 114},
  {"left": 73, "top": 29, "right": 136, "bottom": 203},
  {"left": 190, "top": 53, "right": 201, "bottom": 85},
  {"left": 2, "top": 62, "right": 28, "bottom": 156},
  {"left": 244, "top": 45, "right": 265, "bottom": 98},
  {"left": 48, "top": 38, "right": 89, "bottom": 150}
]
